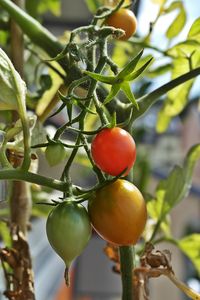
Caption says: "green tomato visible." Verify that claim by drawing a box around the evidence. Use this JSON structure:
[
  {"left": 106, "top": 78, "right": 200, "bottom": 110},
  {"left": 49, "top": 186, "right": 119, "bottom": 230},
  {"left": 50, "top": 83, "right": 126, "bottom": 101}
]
[
  {"left": 46, "top": 201, "right": 92, "bottom": 268},
  {"left": 45, "top": 143, "right": 67, "bottom": 166}
]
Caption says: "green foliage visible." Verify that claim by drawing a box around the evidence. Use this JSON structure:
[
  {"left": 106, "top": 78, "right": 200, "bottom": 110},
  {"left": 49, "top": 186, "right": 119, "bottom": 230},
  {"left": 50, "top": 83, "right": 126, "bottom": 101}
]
[
  {"left": 178, "top": 234, "right": 200, "bottom": 274},
  {"left": 147, "top": 144, "right": 200, "bottom": 238},
  {"left": 156, "top": 17, "right": 200, "bottom": 132},
  {"left": 26, "top": 0, "right": 61, "bottom": 18},
  {"left": 85, "top": 50, "right": 153, "bottom": 107},
  {"left": 165, "top": 1, "right": 186, "bottom": 40},
  {"left": 0, "top": 222, "right": 11, "bottom": 246},
  {"left": 0, "top": 48, "right": 26, "bottom": 112},
  {"left": 85, "top": 0, "right": 102, "bottom": 13}
]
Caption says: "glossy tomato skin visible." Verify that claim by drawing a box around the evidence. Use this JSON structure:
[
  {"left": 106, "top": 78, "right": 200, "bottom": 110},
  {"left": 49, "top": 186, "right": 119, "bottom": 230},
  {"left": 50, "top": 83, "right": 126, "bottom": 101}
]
[
  {"left": 91, "top": 127, "right": 136, "bottom": 176},
  {"left": 106, "top": 9, "right": 137, "bottom": 41},
  {"left": 88, "top": 179, "right": 147, "bottom": 246},
  {"left": 46, "top": 201, "right": 92, "bottom": 267}
]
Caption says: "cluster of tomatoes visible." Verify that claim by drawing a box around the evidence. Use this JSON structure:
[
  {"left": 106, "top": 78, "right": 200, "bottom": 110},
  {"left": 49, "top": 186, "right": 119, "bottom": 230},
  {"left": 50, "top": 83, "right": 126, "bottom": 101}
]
[
  {"left": 46, "top": 6, "right": 142, "bottom": 270},
  {"left": 46, "top": 127, "right": 147, "bottom": 270}
]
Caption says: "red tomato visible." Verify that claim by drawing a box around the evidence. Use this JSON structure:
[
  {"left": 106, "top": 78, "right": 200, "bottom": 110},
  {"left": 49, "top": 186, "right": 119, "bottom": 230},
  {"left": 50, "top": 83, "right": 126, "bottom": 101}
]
[
  {"left": 88, "top": 179, "right": 147, "bottom": 245},
  {"left": 91, "top": 127, "right": 136, "bottom": 176},
  {"left": 106, "top": 9, "right": 137, "bottom": 41}
]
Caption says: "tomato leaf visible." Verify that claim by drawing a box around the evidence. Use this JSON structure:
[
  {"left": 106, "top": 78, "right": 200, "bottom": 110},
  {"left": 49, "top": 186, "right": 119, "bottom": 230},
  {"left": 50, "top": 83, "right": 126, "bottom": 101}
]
[
  {"left": 148, "top": 144, "right": 200, "bottom": 221},
  {"left": 188, "top": 17, "right": 200, "bottom": 43},
  {"left": 165, "top": 1, "right": 186, "bottom": 40},
  {"left": 178, "top": 234, "right": 200, "bottom": 274},
  {"left": 157, "top": 39, "right": 200, "bottom": 132},
  {"left": 0, "top": 47, "right": 26, "bottom": 111}
]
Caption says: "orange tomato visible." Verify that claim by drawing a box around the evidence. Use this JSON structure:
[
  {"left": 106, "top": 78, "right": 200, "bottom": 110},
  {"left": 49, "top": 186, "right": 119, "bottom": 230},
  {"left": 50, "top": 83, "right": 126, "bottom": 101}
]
[
  {"left": 88, "top": 179, "right": 147, "bottom": 246},
  {"left": 106, "top": 9, "right": 137, "bottom": 40}
]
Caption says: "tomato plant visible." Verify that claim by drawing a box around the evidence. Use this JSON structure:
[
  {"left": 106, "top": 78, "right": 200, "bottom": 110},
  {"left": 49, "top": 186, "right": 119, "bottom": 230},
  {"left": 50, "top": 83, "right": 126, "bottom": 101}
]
[
  {"left": 46, "top": 201, "right": 92, "bottom": 268},
  {"left": 0, "top": 0, "right": 200, "bottom": 299},
  {"left": 91, "top": 127, "right": 136, "bottom": 176},
  {"left": 106, "top": 8, "right": 137, "bottom": 40},
  {"left": 88, "top": 179, "right": 147, "bottom": 245}
]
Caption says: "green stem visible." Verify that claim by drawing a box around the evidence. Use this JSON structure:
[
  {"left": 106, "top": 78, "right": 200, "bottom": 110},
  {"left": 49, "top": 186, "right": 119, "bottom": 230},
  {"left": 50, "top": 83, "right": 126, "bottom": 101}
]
[
  {"left": 0, "top": 0, "right": 64, "bottom": 58},
  {"left": 0, "top": 148, "right": 11, "bottom": 168},
  {"left": 119, "top": 246, "right": 135, "bottom": 300},
  {"left": 0, "top": 169, "right": 67, "bottom": 191},
  {"left": 130, "top": 66, "right": 200, "bottom": 121},
  {"left": 20, "top": 113, "right": 31, "bottom": 170}
]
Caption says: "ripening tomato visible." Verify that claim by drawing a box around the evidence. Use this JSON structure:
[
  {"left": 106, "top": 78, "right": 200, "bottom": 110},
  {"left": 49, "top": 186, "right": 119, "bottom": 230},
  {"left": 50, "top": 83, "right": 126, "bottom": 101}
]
[
  {"left": 46, "top": 201, "right": 92, "bottom": 268},
  {"left": 88, "top": 179, "right": 147, "bottom": 246},
  {"left": 106, "top": 9, "right": 137, "bottom": 41},
  {"left": 91, "top": 127, "right": 136, "bottom": 176}
]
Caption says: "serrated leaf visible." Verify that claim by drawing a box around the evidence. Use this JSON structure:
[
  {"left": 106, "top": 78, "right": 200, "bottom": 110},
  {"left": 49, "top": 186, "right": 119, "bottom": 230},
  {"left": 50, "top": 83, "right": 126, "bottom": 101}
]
[
  {"left": 0, "top": 47, "right": 26, "bottom": 112},
  {"left": 178, "top": 234, "right": 200, "bottom": 274},
  {"left": 188, "top": 17, "right": 200, "bottom": 43},
  {"left": 85, "top": 71, "right": 115, "bottom": 84}
]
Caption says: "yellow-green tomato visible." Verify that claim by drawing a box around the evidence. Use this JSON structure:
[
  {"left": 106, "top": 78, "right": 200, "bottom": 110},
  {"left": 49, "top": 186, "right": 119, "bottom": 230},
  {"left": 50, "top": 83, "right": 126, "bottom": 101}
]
[
  {"left": 88, "top": 179, "right": 147, "bottom": 246},
  {"left": 45, "top": 143, "right": 67, "bottom": 166},
  {"left": 46, "top": 201, "right": 92, "bottom": 267}
]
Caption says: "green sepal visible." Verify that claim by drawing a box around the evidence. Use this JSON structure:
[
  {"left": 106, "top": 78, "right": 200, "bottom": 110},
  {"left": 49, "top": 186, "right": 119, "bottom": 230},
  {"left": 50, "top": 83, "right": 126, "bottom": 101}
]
[
  {"left": 121, "top": 82, "right": 138, "bottom": 109},
  {"left": 103, "top": 84, "right": 121, "bottom": 105},
  {"left": 117, "top": 49, "right": 144, "bottom": 80},
  {"left": 84, "top": 70, "right": 115, "bottom": 84},
  {"left": 126, "top": 57, "right": 153, "bottom": 81}
]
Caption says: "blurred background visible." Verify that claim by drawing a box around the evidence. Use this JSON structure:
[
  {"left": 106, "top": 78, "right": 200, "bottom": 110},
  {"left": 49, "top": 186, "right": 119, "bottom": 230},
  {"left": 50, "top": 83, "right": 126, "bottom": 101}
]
[{"left": 0, "top": 0, "right": 200, "bottom": 299}]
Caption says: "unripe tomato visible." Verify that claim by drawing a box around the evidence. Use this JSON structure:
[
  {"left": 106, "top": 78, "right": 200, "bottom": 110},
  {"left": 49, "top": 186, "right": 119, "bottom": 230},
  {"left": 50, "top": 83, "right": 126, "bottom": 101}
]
[
  {"left": 106, "top": 9, "right": 137, "bottom": 41},
  {"left": 91, "top": 127, "right": 136, "bottom": 176},
  {"left": 46, "top": 201, "right": 92, "bottom": 267},
  {"left": 88, "top": 179, "right": 147, "bottom": 245},
  {"left": 45, "top": 143, "right": 67, "bottom": 166}
]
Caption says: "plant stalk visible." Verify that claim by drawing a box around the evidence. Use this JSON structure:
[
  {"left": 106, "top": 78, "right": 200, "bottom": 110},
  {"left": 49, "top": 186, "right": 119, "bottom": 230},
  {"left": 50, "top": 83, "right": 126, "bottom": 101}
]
[
  {"left": 119, "top": 246, "right": 135, "bottom": 300},
  {"left": 0, "top": 169, "right": 67, "bottom": 191},
  {"left": 9, "top": 2, "right": 35, "bottom": 298}
]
